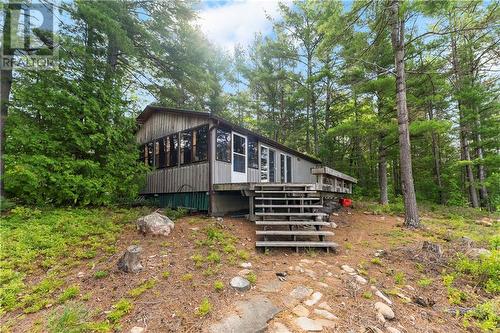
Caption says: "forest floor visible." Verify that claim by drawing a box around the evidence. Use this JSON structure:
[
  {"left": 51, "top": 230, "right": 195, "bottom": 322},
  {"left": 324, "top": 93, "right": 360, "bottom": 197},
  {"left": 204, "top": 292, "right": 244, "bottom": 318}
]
[{"left": 0, "top": 204, "right": 498, "bottom": 333}]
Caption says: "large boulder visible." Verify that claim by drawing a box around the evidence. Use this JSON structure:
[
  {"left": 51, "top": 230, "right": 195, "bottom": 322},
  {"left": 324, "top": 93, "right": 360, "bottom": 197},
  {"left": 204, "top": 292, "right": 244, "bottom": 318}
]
[{"left": 136, "top": 211, "right": 174, "bottom": 236}]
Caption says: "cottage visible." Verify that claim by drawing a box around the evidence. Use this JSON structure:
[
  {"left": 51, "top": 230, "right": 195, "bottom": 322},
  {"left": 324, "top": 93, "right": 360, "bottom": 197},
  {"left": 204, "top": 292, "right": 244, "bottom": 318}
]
[{"left": 137, "top": 105, "right": 357, "bottom": 250}]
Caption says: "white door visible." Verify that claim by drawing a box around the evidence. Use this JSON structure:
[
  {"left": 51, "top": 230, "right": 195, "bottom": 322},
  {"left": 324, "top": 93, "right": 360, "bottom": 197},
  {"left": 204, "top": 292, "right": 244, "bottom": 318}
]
[{"left": 231, "top": 132, "right": 247, "bottom": 183}]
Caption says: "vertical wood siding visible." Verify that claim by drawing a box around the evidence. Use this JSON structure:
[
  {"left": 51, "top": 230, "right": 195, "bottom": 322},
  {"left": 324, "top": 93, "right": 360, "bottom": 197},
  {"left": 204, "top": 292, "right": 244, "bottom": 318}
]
[
  {"left": 137, "top": 112, "right": 208, "bottom": 144},
  {"left": 143, "top": 163, "right": 209, "bottom": 194}
]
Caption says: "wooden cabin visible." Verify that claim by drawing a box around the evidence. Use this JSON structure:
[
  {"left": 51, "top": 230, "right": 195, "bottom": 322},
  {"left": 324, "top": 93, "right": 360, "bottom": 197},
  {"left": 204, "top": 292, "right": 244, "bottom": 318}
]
[{"left": 136, "top": 105, "right": 357, "bottom": 216}]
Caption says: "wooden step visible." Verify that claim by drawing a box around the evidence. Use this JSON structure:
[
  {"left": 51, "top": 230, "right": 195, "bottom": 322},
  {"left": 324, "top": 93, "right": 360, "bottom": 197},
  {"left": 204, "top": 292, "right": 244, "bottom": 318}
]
[
  {"left": 256, "top": 230, "right": 334, "bottom": 236},
  {"left": 256, "top": 241, "right": 339, "bottom": 248},
  {"left": 255, "top": 204, "right": 323, "bottom": 208},
  {"left": 255, "top": 197, "right": 320, "bottom": 201},
  {"left": 255, "top": 190, "right": 317, "bottom": 194},
  {"left": 255, "top": 221, "right": 331, "bottom": 226},
  {"left": 256, "top": 212, "right": 327, "bottom": 217}
]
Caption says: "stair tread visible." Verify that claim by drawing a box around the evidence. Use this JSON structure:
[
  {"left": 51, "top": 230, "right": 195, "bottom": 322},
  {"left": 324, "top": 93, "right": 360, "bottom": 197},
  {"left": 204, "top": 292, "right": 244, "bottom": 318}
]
[
  {"left": 255, "top": 221, "right": 331, "bottom": 226},
  {"left": 255, "top": 204, "right": 323, "bottom": 208},
  {"left": 256, "top": 212, "right": 327, "bottom": 216},
  {"left": 256, "top": 230, "right": 334, "bottom": 236},
  {"left": 256, "top": 241, "right": 339, "bottom": 247},
  {"left": 255, "top": 197, "right": 320, "bottom": 200}
]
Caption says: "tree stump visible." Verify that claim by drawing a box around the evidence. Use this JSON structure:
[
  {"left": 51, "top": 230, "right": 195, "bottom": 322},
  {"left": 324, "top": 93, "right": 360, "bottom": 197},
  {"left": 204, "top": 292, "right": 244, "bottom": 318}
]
[{"left": 117, "top": 245, "right": 143, "bottom": 273}]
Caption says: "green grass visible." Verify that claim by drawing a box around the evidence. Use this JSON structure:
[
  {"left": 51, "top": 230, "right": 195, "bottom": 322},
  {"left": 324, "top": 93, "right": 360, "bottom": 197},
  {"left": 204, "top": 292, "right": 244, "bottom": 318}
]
[
  {"left": 47, "top": 302, "right": 112, "bottom": 333},
  {"left": 0, "top": 207, "right": 145, "bottom": 314},
  {"left": 94, "top": 270, "right": 108, "bottom": 279},
  {"left": 107, "top": 298, "right": 133, "bottom": 323},
  {"left": 162, "top": 271, "right": 171, "bottom": 279},
  {"left": 57, "top": 285, "right": 80, "bottom": 303},
  {"left": 393, "top": 271, "right": 405, "bottom": 285},
  {"left": 207, "top": 251, "right": 221, "bottom": 264},
  {"left": 128, "top": 279, "right": 156, "bottom": 298},
  {"left": 197, "top": 298, "right": 212, "bottom": 317},
  {"left": 181, "top": 273, "right": 193, "bottom": 282},
  {"left": 370, "top": 258, "right": 383, "bottom": 266},
  {"left": 246, "top": 272, "right": 257, "bottom": 284},
  {"left": 417, "top": 277, "right": 433, "bottom": 288}
]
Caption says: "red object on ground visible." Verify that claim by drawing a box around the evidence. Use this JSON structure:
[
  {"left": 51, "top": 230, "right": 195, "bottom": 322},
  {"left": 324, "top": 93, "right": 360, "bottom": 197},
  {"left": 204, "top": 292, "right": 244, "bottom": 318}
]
[{"left": 339, "top": 198, "right": 352, "bottom": 207}]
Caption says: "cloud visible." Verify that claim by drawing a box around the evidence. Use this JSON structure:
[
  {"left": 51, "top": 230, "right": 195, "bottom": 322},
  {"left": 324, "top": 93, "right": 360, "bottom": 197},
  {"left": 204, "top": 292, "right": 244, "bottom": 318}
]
[{"left": 196, "top": 0, "right": 285, "bottom": 52}]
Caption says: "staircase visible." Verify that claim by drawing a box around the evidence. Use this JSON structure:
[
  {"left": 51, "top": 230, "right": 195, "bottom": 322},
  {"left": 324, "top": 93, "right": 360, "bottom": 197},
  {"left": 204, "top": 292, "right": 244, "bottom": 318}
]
[{"left": 252, "top": 183, "right": 338, "bottom": 252}]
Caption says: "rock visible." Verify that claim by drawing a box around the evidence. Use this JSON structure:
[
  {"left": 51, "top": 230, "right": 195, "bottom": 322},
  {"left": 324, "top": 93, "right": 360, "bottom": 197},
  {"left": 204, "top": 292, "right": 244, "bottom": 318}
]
[
  {"left": 374, "top": 249, "right": 386, "bottom": 257},
  {"left": 117, "top": 245, "right": 143, "bottom": 273},
  {"left": 412, "top": 296, "right": 435, "bottom": 308},
  {"left": 371, "top": 287, "right": 392, "bottom": 305},
  {"left": 315, "top": 319, "right": 336, "bottom": 328},
  {"left": 208, "top": 296, "right": 280, "bottom": 333},
  {"left": 290, "top": 286, "right": 313, "bottom": 300},
  {"left": 376, "top": 312, "right": 386, "bottom": 324},
  {"left": 386, "top": 327, "right": 401, "bottom": 333},
  {"left": 230, "top": 276, "right": 250, "bottom": 292},
  {"left": 238, "top": 269, "right": 253, "bottom": 276},
  {"left": 304, "top": 291, "right": 322, "bottom": 306},
  {"left": 316, "top": 260, "right": 327, "bottom": 266},
  {"left": 313, "top": 309, "right": 337, "bottom": 320},
  {"left": 293, "top": 317, "right": 322, "bottom": 332},
  {"left": 240, "top": 262, "right": 252, "bottom": 268},
  {"left": 292, "top": 304, "right": 310, "bottom": 317},
  {"left": 467, "top": 247, "right": 491, "bottom": 259},
  {"left": 304, "top": 268, "right": 317, "bottom": 279},
  {"left": 260, "top": 280, "right": 282, "bottom": 293},
  {"left": 341, "top": 265, "right": 356, "bottom": 273},
  {"left": 374, "top": 302, "right": 394, "bottom": 320},
  {"left": 130, "top": 327, "right": 145, "bottom": 333},
  {"left": 405, "top": 285, "right": 415, "bottom": 291},
  {"left": 422, "top": 241, "right": 443, "bottom": 257},
  {"left": 136, "top": 212, "right": 174, "bottom": 236},
  {"left": 77, "top": 271, "right": 84, "bottom": 278},
  {"left": 189, "top": 227, "right": 199, "bottom": 231},
  {"left": 331, "top": 222, "right": 338, "bottom": 229},
  {"left": 316, "top": 282, "right": 329, "bottom": 289},
  {"left": 475, "top": 218, "right": 492, "bottom": 227},
  {"left": 354, "top": 275, "right": 367, "bottom": 285},
  {"left": 460, "top": 236, "right": 473, "bottom": 248},
  {"left": 300, "top": 259, "right": 314, "bottom": 264},
  {"left": 268, "top": 322, "right": 291, "bottom": 333},
  {"left": 318, "top": 302, "right": 332, "bottom": 311},
  {"left": 395, "top": 292, "right": 411, "bottom": 303}
]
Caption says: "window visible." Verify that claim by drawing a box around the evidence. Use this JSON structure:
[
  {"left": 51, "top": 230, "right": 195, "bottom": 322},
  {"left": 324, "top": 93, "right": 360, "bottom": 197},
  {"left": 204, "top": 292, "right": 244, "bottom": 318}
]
[
  {"left": 269, "top": 149, "right": 276, "bottom": 182},
  {"left": 260, "top": 146, "right": 268, "bottom": 182},
  {"left": 154, "top": 140, "right": 160, "bottom": 168},
  {"left": 216, "top": 128, "right": 231, "bottom": 162},
  {"left": 193, "top": 125, "right": 208, "bottom": 162},
  {"left": 146, "top": 142, "right": 154, "bottom": 167},
  {"left": 248, "top": 137, "right": 258, "bottom": 169},
  {"left": 286, "top": 155, "right": 292, "bottom": 182},
  {"left": 165, "top": 134, "right": 179, "bottom": 167},
  {"left": 180, "top": 130, "right": 193, "bottom": 165}
]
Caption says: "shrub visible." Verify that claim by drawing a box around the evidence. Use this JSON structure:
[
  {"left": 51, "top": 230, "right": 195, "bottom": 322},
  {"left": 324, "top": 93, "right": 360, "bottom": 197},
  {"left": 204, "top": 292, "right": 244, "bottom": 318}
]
[
  {"left": 246, "top": 272, "right": 257, "bottom": 284},
  {"left": 162, "top": 271, "right": 170, "bottom": 279},
  {"left": 417, "top": 277, "right": 433, "bottom": 288},
  {"left": 181, "top": 273, "right": 193, "bottom": 282},
  {"left": 455, "top": 251, "right": 499, "bottom": 294},
  {"left": 394, "top": 271, "right": 405, "bottom": 285},
  {"left": 214, "top": 281, "right": 224, "bottom": 291},
  {"left": 463, "top": 300, "right": 500, "bottom": 332},
  {"left": 207, "top": 251, "right": 221, "bottom": 264},
  {"left": 370, "top": 258, "right": 383, "bottom": 266}
]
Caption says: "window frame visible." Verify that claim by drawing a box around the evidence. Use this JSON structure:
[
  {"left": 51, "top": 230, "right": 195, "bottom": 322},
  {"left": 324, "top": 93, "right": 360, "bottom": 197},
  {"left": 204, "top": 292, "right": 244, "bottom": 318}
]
[{"left": 192, "top": 124, "right": 209, "bottom": 163}]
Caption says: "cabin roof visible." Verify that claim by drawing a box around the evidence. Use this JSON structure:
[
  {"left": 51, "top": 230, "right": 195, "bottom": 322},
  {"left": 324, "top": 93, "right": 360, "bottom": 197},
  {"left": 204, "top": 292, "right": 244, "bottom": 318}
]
[{"left": 137, "top": 104, "right": 322, "bottom": 164}]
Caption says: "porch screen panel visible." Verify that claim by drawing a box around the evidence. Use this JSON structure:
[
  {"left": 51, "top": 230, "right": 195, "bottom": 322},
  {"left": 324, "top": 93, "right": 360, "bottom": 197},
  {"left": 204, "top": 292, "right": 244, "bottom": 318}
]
[
  {"left": 269, "top": 149, "right": 276, "bottom": 182},
  {"left": 260, "top": 146, "right": 268, "bottom": 181},
  {"left": 280, "top": 154, "right": 285, "bottom": 182},
  {"left": 286, "top": 155, "right": 292, "bottom": 182},
  {"left": 216, "top": 128, "right": 231, "bottom": 162}
]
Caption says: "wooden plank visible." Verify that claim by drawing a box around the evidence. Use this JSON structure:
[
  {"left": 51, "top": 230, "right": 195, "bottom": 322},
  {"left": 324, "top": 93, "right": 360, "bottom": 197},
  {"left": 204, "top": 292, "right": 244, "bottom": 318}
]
[
  {"left": 254, "top": 197, "right": 320, "bottom": 200},
  {"left": 255, "top": 212, "right": 327, "bottom": 216},
  {"left": 254, "top": 190, "right": 316, "bottom": 194},
  {"left": 255, "top": 204, "right": 323, "bottom": 208},
  {"left": 256, "top": 241, "right": 339, "bottom": 248},
  {"left": 256, "top": 230, "right": 334, "bottom": 236},
  {"left": 255, "top": 221, "right": 330, "bottom": 226}
]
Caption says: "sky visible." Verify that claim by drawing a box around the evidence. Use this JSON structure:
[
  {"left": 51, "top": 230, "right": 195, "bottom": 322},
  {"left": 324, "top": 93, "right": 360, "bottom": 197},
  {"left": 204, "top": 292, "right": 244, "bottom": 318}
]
[{"left": 196, "top": 0, "right": 287, "bottom": 52}]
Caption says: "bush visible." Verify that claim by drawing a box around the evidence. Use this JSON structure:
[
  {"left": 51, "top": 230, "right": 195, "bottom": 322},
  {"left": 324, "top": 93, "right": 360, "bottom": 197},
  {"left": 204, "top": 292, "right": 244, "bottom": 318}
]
[
  {"left": 197, "top": 298, "right": 212, "bottom": 316},
  {"left": 455, "top": 251, "right": 500, "bottom": 294},
  {"left": 464, "top": 300, "right": 500, "bottom": 332}
]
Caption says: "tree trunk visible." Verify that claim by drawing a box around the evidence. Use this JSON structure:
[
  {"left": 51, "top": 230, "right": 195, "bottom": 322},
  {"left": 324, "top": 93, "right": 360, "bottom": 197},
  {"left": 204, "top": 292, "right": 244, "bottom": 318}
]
[
  {"left": 450, "top": 29, "right": 479, "bottom": 208},
  {"left": 427, "top": 106, "right": 444, "bottom": 204},
  {"left": 473, "top": 112, "right": 489, "bottom": 209},
  {"left": 0, "top": 4, "right": 21, "bottom": 198},
  {"left": 392, "top": 158, "right": 401, "bottom": 197},
  {"left": 390, "top": 0, "right": 419, "bottom": 227}
]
